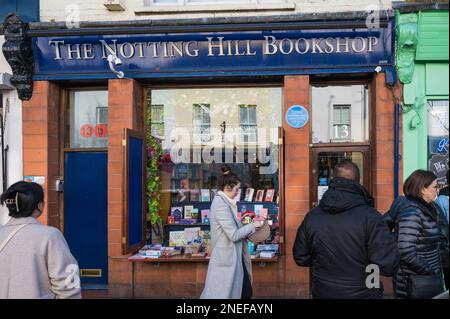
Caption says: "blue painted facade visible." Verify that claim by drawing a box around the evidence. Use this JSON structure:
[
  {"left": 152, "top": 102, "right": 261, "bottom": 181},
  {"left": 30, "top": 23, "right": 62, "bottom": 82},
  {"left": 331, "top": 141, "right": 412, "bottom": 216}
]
[{"left": 33, "top": 23, "right": 395, "bottom": 82}]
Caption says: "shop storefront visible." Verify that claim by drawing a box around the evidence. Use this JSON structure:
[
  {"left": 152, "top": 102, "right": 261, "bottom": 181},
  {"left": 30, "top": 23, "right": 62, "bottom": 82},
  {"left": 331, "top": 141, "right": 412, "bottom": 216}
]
[
  {"left": 396, "top": 8, "right": 449, "bottom": 183},
  {"left": 3, "top": 12, "right": 400, "bottom": 297}
]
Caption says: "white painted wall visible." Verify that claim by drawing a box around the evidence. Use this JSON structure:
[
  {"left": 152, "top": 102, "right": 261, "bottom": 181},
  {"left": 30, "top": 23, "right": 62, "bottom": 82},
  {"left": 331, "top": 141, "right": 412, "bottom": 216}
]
[
  {"left": 40, "top": 0, "right": 394, "bottom": 22},
  {"left": 0, "top": 35, "right": 23, "bottom": 226}
]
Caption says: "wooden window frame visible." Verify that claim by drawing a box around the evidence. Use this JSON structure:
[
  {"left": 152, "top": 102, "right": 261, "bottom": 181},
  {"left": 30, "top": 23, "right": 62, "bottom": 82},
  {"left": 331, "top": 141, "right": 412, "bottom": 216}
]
[{"left": 123, "top": 128, "right": 147, "bottom": 254}]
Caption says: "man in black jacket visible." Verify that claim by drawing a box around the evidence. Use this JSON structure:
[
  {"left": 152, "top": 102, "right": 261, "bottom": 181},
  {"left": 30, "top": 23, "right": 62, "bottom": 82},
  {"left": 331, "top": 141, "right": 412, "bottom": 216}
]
[{"left": 293, "top": 159, "right": 400, "bottom": 299}]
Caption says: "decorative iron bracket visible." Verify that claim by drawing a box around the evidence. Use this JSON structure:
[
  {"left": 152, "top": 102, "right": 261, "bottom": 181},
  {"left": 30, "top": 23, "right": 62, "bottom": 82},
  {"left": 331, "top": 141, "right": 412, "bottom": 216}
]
[{"left": 2, "top": 13, "right": 35, "bottom": 101}]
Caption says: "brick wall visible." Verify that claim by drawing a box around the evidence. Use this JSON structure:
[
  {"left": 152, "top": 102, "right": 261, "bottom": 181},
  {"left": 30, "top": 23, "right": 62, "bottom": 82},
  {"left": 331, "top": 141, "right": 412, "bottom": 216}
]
[
  {"left": 283, "top": 75, "right": 311, "bottom": 298},
  {"left": 22, "top": 81, "right": 61, "bottom": 228},
  {"left": 373, "top": 73, "right": 402, "bottom": 213},
  {"left": 107, "top": 79, "right": 144, "bottom": 297}
]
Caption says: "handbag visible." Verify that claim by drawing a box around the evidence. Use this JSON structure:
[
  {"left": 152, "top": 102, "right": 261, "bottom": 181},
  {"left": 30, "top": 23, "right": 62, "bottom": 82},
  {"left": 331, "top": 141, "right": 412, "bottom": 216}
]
[
  {"left": 407, "top": 274, "right": 445, "bottom": 299},
  {"left": 248, "top": 220, "right": 271, "bottom": 245}
]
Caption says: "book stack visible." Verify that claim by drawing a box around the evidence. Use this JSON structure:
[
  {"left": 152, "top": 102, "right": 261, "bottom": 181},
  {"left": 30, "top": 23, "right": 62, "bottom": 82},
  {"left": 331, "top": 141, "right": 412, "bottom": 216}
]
[
  {"left": 169, "top": 231, "right": 186, "bottom": 247},
  {"left": 161, "top": 247, "right": 182, "bottom": 257},
  {"left": 250, "top": 252, "right": 260, "bottom": 259},
  {"left": 260, "top": 251, "right": 276, "bottom": 258},
  {"left": 256, "top": 244, "right": 279, "bottom": 258},
  {"left": 144, "top": 250, "right": 162, "bottom": 259}
]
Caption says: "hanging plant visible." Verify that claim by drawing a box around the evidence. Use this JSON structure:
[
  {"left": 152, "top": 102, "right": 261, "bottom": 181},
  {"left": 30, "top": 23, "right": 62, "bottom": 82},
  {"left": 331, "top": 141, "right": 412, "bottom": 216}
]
[{"left": 146, "top": 99, "right": 163, "bottom": 225}]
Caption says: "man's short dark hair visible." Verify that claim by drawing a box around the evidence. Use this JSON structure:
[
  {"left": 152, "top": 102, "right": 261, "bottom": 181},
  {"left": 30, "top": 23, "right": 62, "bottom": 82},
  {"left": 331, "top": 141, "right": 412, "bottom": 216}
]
[{"left": 334, "top": 159, "right": 360, "bottom": 183}]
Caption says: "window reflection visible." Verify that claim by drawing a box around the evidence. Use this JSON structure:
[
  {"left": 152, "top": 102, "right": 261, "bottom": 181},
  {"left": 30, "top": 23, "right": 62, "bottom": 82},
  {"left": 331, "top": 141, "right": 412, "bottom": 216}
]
[{"left": 312, "top": 85, "right": 369, "bottom": 143}]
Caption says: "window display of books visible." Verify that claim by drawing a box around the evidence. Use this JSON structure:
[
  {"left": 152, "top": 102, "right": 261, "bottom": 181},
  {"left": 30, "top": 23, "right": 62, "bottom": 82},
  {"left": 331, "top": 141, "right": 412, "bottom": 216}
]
[{"left": 166, "top": 178, "right": 281, "bottom": 256}]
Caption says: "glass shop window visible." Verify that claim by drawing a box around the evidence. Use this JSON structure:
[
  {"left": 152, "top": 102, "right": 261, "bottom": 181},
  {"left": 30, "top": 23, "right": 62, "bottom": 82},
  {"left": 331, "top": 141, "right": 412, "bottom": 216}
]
[
  {"left": 148, "top": 87, "right": 282, "bottom": 250},
  {"left": 427, "top": 100, "right": 449, "bottom": 184},
  {"left": 68, "top": 90, "right": 108, "bottom": 148},
  {"left": 312, "top": 85, "right": 369, "bottom": 144}
]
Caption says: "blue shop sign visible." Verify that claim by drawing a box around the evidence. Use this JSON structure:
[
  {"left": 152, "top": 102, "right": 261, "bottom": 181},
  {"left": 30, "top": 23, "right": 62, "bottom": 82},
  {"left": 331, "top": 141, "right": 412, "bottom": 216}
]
[
  {"left": 33, "top": 24, "right": 394, "bottom": 80},
  {"left": 286, "top": 105, "right": 309, "bottom": 129}
]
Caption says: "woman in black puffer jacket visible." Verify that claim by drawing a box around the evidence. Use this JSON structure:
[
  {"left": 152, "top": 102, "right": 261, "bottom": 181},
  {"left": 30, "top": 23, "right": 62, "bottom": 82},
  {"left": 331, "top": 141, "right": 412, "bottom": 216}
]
[{"left": 386, "top": 170, "right": 446, "bottom": 298}]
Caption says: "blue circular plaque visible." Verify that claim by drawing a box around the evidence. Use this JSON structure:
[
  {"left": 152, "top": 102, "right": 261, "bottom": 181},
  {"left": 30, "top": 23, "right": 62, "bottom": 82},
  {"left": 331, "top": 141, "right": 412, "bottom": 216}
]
[{"left": 286, "top": 105, "right": 309, "bottom": 128}]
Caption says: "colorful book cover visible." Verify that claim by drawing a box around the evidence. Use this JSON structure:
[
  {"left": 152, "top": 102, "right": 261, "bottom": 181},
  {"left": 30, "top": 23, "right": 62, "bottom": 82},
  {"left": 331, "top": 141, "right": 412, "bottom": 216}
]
[
  {"left": 254, "top": 204, "right": 264, "bottom": 216},
  {"left": 190, "top": 189, "right": 200, "bottom": 202},
  {"left": 170, "top": 207, "right": 183, "bottom": 222},
  {"left": 191, "top": 208, "right": 199, "bottom": 221},
  {"left": 184, "top": 205, "right": 195, "bottom": 219},
  {"left": 255, "top": 190, "right": 264, "bottom": 202},
  {"left": 244, "top": 188, "right": 255, "bottom": 202},
  {"left": 177, "top": 189, "right": 188, "bottom": 202},
  {"left": 201, "top": 189, "right": 211, "bottom": 202},
  {"left": 169, "top": 231, "right": 186, "bottom": 247},
  {"left": 201, "top": 209, "right": 210, "bottom": 223},
  {"left": 180, "top": 177, "right": 189, "bottom": 191},
  {"left": 264, "top": 189, "right": 275, "bottom": 202}
]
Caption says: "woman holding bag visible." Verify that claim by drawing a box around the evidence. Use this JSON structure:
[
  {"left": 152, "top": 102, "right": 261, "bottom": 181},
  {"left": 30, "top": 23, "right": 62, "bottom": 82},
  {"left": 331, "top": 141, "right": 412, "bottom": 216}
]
[
  {"left": 391, "top": 170, "right": 446, "bottom": 298},
  {"left": 201, "top": 165, "right": 263, "bottom": 299}
]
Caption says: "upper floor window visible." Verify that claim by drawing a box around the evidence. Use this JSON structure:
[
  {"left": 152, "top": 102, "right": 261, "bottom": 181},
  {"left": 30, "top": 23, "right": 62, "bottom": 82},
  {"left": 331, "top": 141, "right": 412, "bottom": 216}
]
[
  {"left": 193, "top": 103, "right": 211, "bottom": 144},
  {"left": 146, "top": 0, "right": 286, "bottom": 5},
  {"left": 150, "top": 104, "right": 165, "bottom": 140},
  {"left": 239, "top": 104, "right": 257, "bottom": 144}
]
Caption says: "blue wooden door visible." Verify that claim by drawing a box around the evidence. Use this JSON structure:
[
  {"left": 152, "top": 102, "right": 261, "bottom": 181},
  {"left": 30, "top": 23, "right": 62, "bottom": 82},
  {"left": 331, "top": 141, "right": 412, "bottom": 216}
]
[{"left": 64, "top": 152, "right": 108, "bottom": 287}]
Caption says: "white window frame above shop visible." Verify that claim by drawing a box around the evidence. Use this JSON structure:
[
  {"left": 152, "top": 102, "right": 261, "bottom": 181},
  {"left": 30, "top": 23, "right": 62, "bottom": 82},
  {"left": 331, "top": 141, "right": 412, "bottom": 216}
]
[
  {"left": 146, "top": 0, "right": 287, "bottom": 5},
  {"left": 137, "top": 0, "right": 294, "bottom": 14}
]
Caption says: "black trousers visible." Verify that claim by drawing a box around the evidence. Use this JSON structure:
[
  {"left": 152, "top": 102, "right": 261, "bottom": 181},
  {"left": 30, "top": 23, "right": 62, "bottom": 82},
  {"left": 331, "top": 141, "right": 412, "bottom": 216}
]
[{"left": 241, "top": 256, "right": 253, "bottom": 299}]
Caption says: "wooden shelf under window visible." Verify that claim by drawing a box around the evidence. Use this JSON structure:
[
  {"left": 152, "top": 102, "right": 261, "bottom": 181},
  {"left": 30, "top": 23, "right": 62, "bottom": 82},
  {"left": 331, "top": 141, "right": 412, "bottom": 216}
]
[{"left": 128, "top": 255, "right": 278, "bottom": 263}]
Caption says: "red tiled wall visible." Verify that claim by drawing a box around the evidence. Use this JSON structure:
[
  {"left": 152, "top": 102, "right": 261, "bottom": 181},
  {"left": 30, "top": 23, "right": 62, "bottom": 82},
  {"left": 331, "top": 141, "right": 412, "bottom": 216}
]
[
  {"left": 22, "top": 81, "right": 61, "bottom": 228},
  {"left": 283, "top": 75, "right": 311, "bottom": 298},
  {"left": 373, "top": 73, "right": 403, "bottom": 213},
  {"left": 107, "top": 79, "right": 144, "bottom": 296}
]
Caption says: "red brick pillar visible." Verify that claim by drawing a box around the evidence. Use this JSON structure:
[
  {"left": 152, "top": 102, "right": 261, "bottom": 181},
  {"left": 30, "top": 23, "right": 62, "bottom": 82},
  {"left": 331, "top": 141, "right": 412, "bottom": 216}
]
[
  {"left": 22, "top": 81, "right": 60, "bottom": 228},
  {"left": 283, "top": 75, "right": 311, "bottom": 298},
  {"left": 107, "top": 79, "right": 144, "bottom": 297},
  {"left": 373, "top": 73, "right": 402, "bottom": 212}
]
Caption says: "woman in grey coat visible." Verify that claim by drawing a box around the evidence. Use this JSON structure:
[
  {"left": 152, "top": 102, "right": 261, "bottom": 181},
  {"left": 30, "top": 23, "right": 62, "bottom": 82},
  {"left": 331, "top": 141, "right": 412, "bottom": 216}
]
[
  {"left": 201, "top": 165, "right": 262, "bottom": 299},
  {"left": 0, "top": 181, "right": 81, "bottom": 299}
]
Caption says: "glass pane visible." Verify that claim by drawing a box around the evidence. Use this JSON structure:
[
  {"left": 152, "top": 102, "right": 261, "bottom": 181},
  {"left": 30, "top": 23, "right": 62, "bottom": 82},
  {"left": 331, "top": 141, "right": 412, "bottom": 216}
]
[
  {"left": 341, "top": 106, "right": 351, "bottom": 124},
  {"left": 317, "top": 151, "right": 364, "bottom": 202},
  {"left": 239, "top": 105, "right": 247, "bottom": 124},
  {"left": 71, "top": 90, "right": 108, "bottom": 148},
  {"left": 249, "top": 106, "right": 257, "bottom": 124},
  {"left": 427, "top": 100, "right": 449, "bottom": 184},
  {"left": 312, "top": 85, "right": 369, "bottom": 143}
]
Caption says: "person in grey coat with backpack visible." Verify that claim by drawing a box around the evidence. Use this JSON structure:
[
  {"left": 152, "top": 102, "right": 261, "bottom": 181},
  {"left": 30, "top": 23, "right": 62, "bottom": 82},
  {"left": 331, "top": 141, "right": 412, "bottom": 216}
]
[{"left": 0, "top": 181, "right": 81, "bottom": 299}]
